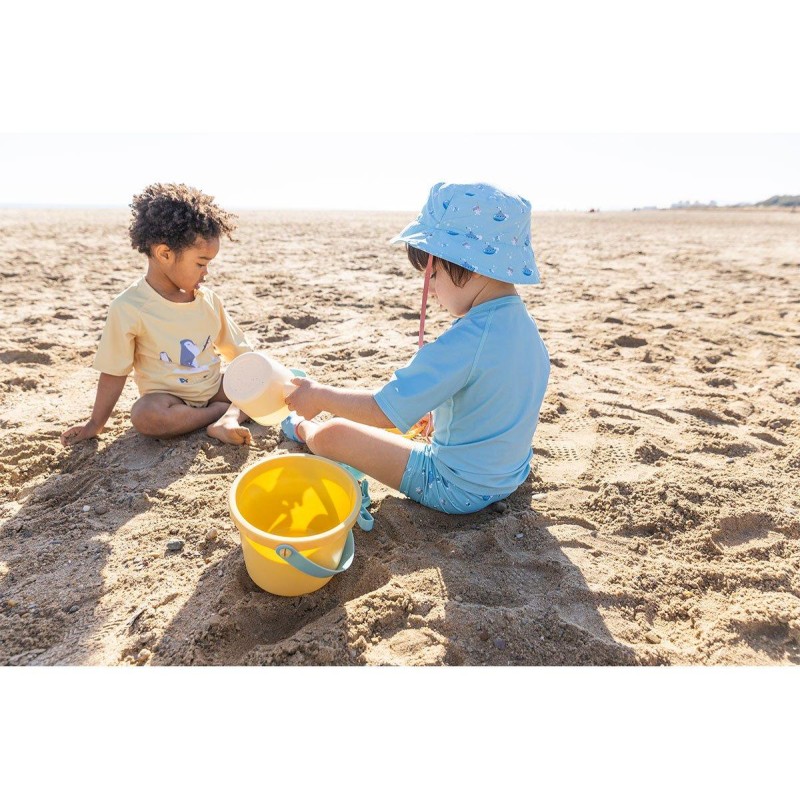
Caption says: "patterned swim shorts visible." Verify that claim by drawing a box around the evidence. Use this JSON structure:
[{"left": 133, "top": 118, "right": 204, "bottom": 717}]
[{"left": 399, "top": 443, "right": 510, "bottom": 514}]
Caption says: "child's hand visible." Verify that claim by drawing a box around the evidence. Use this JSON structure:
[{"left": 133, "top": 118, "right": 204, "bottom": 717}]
[
  {"left": 405, "top": 413, "right": 434, "bottom": 441},
  {"left": 285, "top": 377, "right": 326, "bottom": 420},
  {"left": 419, "top": 413, "right": 434, "bottom": 440},
  {"left": 60, "top": 420, "right": 103, "bottom": 447}
]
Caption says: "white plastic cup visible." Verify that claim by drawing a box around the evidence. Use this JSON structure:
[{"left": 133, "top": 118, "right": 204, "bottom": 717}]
[{"left": 222, "top": 351, "right": 298, "bottom": 426}]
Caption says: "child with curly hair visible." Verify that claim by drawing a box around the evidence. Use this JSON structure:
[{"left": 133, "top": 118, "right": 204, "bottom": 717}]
[
  {"left": 283, "top": 181, "right": 550, "bottom": 514},
  {"left": 61, "top": 183, "right": 254, "bottom": 447}
]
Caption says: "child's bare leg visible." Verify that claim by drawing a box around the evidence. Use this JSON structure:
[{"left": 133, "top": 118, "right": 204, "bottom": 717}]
[
  {"left": 131, "top": 393, "right": 230, "bottom": 439},
  {"left": 296, "top": 418, "right": 414, "bottom": 491}
]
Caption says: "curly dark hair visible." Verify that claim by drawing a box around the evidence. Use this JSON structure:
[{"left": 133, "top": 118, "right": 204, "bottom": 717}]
[
  {"left": 405, "top": 244, "right": 472, "bottom": 287},
  {"left": 129, "top": 183, "right": 238, "bottom": 255}
]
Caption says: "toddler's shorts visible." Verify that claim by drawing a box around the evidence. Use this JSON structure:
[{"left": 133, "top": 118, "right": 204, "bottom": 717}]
[
  {"left": 174, "top": 376, "right": 224, "bottom": 408},
  {"left": 399, "top": 443, "right": 511, "bottom": 514},
  {"left": 182, "top": 397, "right": 212, "bottom": 409}
]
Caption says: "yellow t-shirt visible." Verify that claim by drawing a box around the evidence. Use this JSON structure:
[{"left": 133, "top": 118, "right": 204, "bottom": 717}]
[{"left": 92, "top": 276, "right": 252, "bottom": 404}]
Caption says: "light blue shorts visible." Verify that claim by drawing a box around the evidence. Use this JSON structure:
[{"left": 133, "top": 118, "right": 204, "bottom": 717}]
[{"left": 399, "top": 444, "right": 511, "bottom": 514}]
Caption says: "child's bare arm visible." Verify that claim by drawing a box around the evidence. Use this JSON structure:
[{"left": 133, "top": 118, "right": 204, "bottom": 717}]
[
  {"left": 61, "top": 373, "right": 127, "bottom": 446},
  {"left": 286, "top": 378, "right": 393, "bottom": 428}
]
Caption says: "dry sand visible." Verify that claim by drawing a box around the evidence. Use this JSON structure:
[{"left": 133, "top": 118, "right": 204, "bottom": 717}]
[{"left": 1, "top": 208, "right": 798, "bottom": 666}]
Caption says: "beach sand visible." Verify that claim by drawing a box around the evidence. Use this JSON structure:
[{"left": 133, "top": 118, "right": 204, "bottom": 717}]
[{"left": 1, "top": 208, "right": 798, "bottom": 666}]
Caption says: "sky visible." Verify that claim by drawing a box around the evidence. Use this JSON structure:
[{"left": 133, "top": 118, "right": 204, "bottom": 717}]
[
  {"left": 1, "top": 133, "right": 798, "bottom": 211},
  {"left": 1, "top": 2, "right": 798, "bottom": 213}
]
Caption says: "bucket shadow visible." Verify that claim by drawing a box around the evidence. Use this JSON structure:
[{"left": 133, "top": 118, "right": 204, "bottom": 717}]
[
  {"left": 148, "top": 541, "right": 393, "bottom": 666},
  {"left": 150, "top": 472, "right": 391, "bottom": 665}
]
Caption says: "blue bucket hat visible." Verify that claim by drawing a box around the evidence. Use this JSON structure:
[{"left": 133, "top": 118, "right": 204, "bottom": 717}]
[{"left": 390, "top": 182, "right": 540, "bottom": 285}]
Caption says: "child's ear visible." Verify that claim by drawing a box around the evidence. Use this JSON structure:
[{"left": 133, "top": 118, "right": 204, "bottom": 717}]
[{"left": 153, "top": 243, "right": 172, "bottom": 264}]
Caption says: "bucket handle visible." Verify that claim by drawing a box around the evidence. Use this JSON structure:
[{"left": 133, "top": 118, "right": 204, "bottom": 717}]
[
  {"left": 356, "top": 478, "right": 374, "bottom": 532},
  {"left": 335, "top": 462, "right": 374, "bottom": 532},
  {"left": 275, "top": 528, "right": 355, "bottom": 579},
  {"left": 274, "top": 480, "right": 373, "bottom": 579}
]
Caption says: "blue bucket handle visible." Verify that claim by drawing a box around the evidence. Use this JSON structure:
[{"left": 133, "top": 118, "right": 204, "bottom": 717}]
[
  {"left": 356, "top": 477, "right": 374, "bottom": 531},
  {"left": 336, "top": 462, "right": 374, "bottom": 532},
  {"left": 274, "top": 475, "right": 373, "bottom": 578},
  {"left": 275, "top": 527, "right": 356, "bottom": 579}
]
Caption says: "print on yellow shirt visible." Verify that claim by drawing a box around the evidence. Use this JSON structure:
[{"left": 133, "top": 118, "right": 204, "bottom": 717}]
[{"left": 93, "top": 277, "right": 252, "bottom": 404}]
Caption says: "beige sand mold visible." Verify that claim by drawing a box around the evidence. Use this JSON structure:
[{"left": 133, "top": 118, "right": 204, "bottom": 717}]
[{"left": 223, "top": 351, "right": 297, "bottom": 426}]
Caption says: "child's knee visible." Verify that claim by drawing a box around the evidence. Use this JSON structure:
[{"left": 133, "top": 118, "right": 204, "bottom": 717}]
[
  {"left": 305, "top": 418, "right": 351, "bottom": 454},
  {"left": 130, "top": 402, "right": 160, "bottom": 437}
]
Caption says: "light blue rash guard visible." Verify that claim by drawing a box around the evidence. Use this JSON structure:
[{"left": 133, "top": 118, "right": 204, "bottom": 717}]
[{"left": 374, "top": 295, "right": 550, "bottom": 495}]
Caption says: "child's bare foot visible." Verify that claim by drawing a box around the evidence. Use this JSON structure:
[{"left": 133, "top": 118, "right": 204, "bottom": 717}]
[
  {"left": 207, "top": 405, "right": 252, "bottom": 446},
  {"left": 207, "top": 417, "right": 251, "bottom": 445}
]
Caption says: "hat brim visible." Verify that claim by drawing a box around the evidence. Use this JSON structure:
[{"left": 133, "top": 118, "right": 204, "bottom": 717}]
[{"left": 390, "top": 221, "right": 541, "bottom": 285}]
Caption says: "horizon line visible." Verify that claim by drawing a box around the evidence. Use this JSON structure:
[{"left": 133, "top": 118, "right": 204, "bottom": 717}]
[{"left": 0, "top": 202, "right": 770, "bottom": 213}]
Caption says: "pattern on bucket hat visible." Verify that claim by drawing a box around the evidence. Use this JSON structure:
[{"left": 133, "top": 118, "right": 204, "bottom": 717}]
[{"left": 390, "top": 182, "right": 540, "bottom": 285}]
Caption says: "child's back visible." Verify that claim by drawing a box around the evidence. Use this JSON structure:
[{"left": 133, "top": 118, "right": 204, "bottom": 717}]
[{"left": 376, "top": 294, "right": 549, "bottom": 494}]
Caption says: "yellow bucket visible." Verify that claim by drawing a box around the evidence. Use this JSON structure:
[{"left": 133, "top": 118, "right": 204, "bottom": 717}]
[{"left": 229, "top": 453, "right": 368, "bottom": 596}]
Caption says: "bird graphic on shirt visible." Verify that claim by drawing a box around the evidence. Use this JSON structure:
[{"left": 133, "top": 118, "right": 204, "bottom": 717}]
[{"left": 179, "top": 339, "right": 201, "bottom": 368}]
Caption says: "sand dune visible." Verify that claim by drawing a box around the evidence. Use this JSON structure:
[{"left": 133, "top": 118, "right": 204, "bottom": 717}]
[{"left": 1, "top": 208, "right": 798, "bottom": 665}]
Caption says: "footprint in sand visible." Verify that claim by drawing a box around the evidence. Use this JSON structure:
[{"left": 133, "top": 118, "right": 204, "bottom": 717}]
[
  {"left": 680, "top": 407, "right": 732, "bottom": 426},
  {"left": 712, "top": 512, "right": 780, "bottom": 552},
  {"left": 281, "top": 314, "right": 320, "bottom": 329},
  {"left": 729, "top": 619, "right": 797, "bottom": 657},
  {"left": 3, "top": 376, "right": 39, "bottom": 390},
  {"left": 751, "top": 431, "right": 786, "bottom": 447},
  {"left": 536, "top": 422, "right": 597, "bottom": 485}
]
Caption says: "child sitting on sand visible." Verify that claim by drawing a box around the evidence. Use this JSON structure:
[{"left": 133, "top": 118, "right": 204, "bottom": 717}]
[
  {"left": 61, "top": 183, "right": 254, "bottom": 448},
  {"left": 282, "top": 181, "right": 550, "bottom": 513}
]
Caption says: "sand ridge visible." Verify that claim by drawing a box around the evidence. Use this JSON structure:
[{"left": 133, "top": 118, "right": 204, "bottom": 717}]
[{"left": 1, "top": 208, "right": 798, "bottom": 665}]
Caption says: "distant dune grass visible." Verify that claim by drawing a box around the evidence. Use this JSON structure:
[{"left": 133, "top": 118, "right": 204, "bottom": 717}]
[{"left": 755, "top": 195, "right": 800, "bottom": 207}]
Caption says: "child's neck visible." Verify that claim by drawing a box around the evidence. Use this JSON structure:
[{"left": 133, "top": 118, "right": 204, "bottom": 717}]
[
  {"left": 469, "top": 278, "right": 518, "bottom": 311},
  {"left": 145, "top": 261, "right": 193, "bottom": 303}
]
